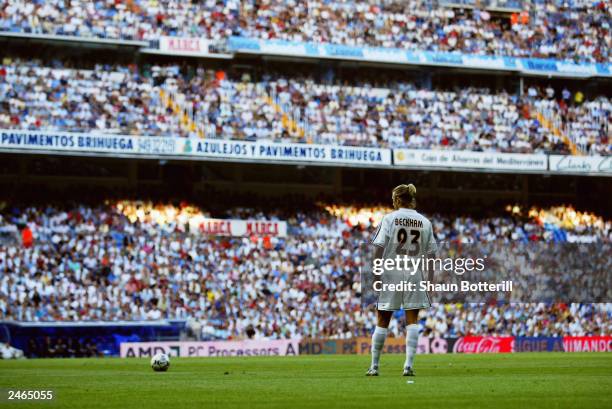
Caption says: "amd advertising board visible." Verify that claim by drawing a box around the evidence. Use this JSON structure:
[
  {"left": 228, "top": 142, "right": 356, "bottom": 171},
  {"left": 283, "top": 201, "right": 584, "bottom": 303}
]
[{"left": 121, "top": 339, "right": 300, "bottom": 358}]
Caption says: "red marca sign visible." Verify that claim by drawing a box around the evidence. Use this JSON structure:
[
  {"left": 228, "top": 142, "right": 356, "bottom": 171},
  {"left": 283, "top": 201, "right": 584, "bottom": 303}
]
[
  {"left": 197, "top": 218, "right": 287, "bottom": 237},
  {"left": 158, "top": 36, "right": 214, "bottom": 56},
  {"left": 453, "top": 336, "right": 514, "bottom": 353}
]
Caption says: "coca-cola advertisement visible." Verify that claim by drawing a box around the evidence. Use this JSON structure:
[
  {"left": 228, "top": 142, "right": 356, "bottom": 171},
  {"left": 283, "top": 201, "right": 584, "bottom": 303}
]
[{"left": 453, "top": 336, "right": 514, "bottom": 354}]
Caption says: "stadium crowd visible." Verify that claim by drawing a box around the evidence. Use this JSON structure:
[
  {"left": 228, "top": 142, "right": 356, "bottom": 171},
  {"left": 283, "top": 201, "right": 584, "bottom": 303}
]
[
  {"left": 0, "top": 201, "right": 610, "bottom": 340},
  {"left": 0, "top": 0, "right": 239, "bottom": 42},
  {"left": 238, "top": 0, "right": 610, "bottom": 63},
  {"left": 0, "top": 1, "right": 609, "bottom": 63},
  {"left": 2, "top": 59, "right": 610, "bottom": 154},
  {"left": 533, "top": 90, "right": 610, "bottom": 156}
]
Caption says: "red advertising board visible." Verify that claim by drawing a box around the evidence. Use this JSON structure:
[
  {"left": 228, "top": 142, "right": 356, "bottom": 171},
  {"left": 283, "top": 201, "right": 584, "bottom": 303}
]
[
  {"left": 563, "top": 336, "right": 612, "bottom": 352},
  {"left": 453, "top": 336, "right": 514, "bottom": 353}
]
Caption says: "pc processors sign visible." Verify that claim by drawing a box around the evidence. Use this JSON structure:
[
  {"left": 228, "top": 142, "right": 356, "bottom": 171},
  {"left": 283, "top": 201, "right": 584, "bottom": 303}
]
[{"left": 121, "top": 339, "right": 300, "bottom": 358}]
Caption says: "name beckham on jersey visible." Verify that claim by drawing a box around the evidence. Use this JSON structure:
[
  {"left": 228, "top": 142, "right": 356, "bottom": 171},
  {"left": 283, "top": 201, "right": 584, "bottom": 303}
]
[{"left": 394, "top": 217, "right": 424, "bottom": 228}]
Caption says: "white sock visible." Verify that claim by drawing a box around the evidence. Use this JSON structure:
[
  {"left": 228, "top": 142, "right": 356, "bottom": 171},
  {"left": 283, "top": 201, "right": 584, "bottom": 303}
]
[
  {"left": 404, "top": 324, "right": 419, "bottom": 369},
  {"left": 371, "top": 326, "right": 388, "bottom": 369}
]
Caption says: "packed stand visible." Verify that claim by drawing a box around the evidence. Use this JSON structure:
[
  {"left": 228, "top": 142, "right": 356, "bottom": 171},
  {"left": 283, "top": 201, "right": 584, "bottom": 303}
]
[
  {"left": 0, "top": 201, "right": 610, "bottom": 340},
  {"left": 1, "top": 1, "right": 610, "bottom": 63},
  {"left": 529, "top": 85, "right": 610, "bottom": 156},
  {"left": 239, "top": 0, "right": 611, "bottom": 63},
  {"left": 4, "top": 59, "right": 610, "bottom": 154},
  {"left": 239, "top": 1, "right": 611, "bottom": 63},
  {"left": 0, "top": 0, "right": 239, "bottom": 42},
  {"left": 267, "top": 79, "right": 572, "bottom": 153}
]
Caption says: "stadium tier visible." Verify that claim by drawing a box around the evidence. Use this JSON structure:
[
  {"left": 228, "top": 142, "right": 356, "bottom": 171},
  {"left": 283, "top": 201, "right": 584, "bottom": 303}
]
[
  {"left": 1, "top": 60, "right": 609, "bottom": 155},
  {"left": 1, "top": 1, "right": 609, "bottom": 64},
  {"left": 1, "top": 202, "right": 609, "bottom": 340},
  {"left": 238, "top": 0, "right": 610, "bottom": 63},
  {"left": 0, "top": 0, "right": 239, "bottom": 41}
]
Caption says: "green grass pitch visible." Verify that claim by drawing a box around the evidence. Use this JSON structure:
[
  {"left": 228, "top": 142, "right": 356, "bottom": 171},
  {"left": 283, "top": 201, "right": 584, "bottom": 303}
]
[{"left": 1, "top": 353, "right": 611, "bottom": 408}]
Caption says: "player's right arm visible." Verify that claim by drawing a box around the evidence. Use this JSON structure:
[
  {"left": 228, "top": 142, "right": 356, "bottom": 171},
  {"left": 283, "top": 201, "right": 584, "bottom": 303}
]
[{"left": 371, "top": 215, "right": 390, "bottom": 261}]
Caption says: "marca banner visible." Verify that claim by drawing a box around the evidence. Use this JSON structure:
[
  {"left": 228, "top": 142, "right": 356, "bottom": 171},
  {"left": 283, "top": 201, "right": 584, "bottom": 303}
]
[
  {"left": 549, "top": 155, "right": 612, "bottom": 176},
  {"left": 453, "top": 336, "right": 514, "bottom": 353},
  {"left": 228, "top": 37, "right": 611, "bottom": 78},
  {"left": 193, "top": 218, "right": 287, "bottom": 237},
  {"left": 0, "top": 130, "right": 392, "bottom": 167},
  {"left": 393, "top": 149, "right": 547, "bottom": 171},
  {"left": 159, "top": 36, "right": 216, "bottom": 57},
  {"left": 120, "top": 339, "right": 299, "bottom": 358},
  {"left": 563, "top": 336, "right": 612, "bottom": 352}
]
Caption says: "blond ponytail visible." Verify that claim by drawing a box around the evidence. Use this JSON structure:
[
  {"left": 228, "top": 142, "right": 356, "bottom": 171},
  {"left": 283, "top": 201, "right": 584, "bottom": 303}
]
[{"left": 392, "top": 184, "right": 417, "bottom": 209}]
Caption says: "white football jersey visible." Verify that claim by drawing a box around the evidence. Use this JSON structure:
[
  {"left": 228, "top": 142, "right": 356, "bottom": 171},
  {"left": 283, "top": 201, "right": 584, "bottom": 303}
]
[{"left": 371, "top": 208, "right": 437, "bottom": 260}]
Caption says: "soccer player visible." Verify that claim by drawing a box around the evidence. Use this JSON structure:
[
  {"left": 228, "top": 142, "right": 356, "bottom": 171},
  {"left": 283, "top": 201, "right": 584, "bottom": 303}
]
[{"left": 366, "top": 184, "right": 437, "bottom": 377}]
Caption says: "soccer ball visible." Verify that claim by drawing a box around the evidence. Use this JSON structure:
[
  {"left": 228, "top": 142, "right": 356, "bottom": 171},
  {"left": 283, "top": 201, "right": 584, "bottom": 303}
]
[{"left": 150, "top": 353, "right": 170, "bottom": 372}]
